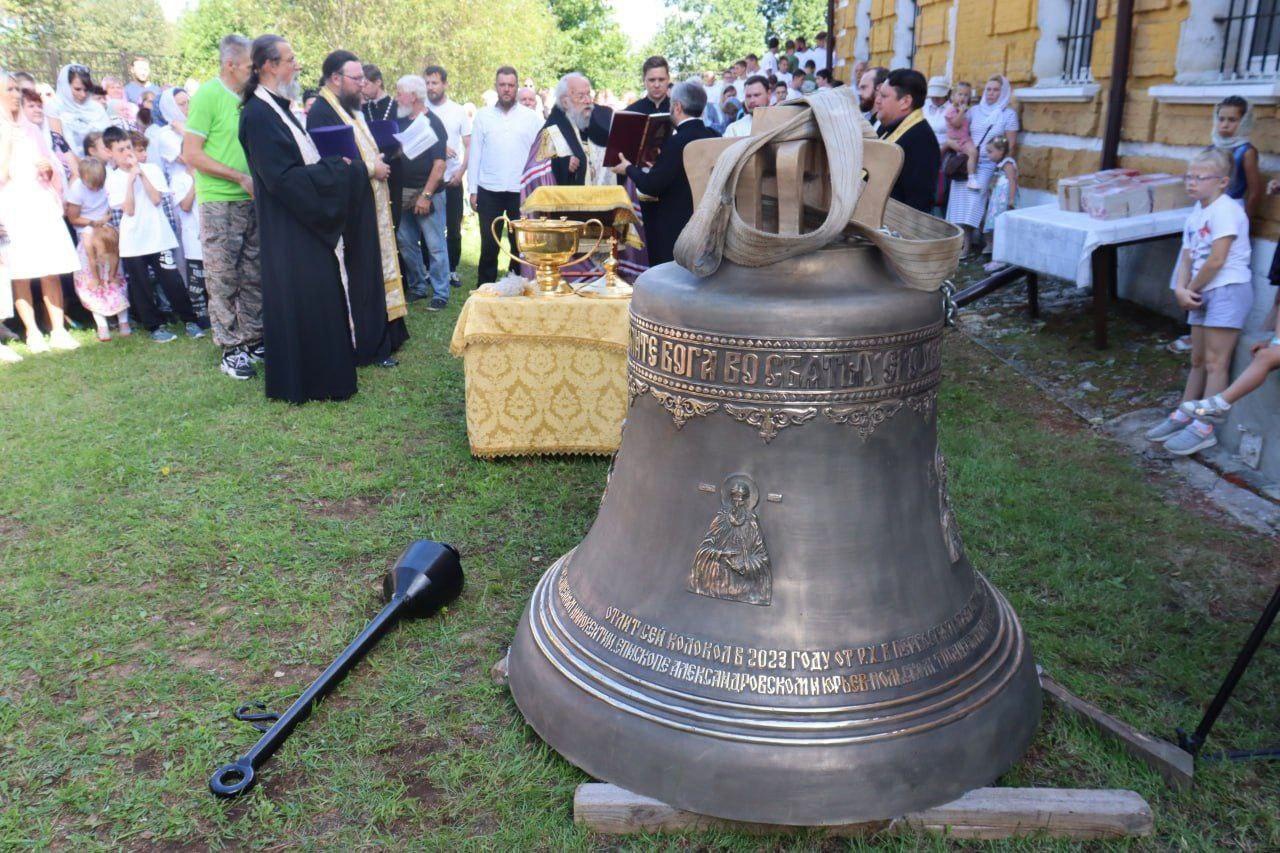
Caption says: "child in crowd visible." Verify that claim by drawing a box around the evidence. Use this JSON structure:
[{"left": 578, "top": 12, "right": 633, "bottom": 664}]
[
  {"left": 1169, "top": 96, "right": 1263, "bottom": 354},
  {"left": 82, "top": 131, "right": 110, "bottom": 165},
  {"left": 65, "top": 158, "right": 130, "bottom": 340},
  {"left": 102, "top": 126, "right": 200, "bottom": 343},
  {"left": 942, "top": 82, "right": 978, "bottom": 189},
  {"left": 1213, "top": 96, "right": 1262, "bottom": 216},
  {"left": 1146, "top": 148, "right": 1253, "bottom": 456},
  {"left": 169, "top": 167, "right": 209, "bottom": 330},
  {"left": 981, "top": 136, "right": 1018, "bottom": 272}
]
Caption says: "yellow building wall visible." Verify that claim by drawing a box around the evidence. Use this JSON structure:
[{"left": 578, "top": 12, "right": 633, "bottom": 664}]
[{"left": 839, "top": 0, "right": 1280, "bottom": 238}]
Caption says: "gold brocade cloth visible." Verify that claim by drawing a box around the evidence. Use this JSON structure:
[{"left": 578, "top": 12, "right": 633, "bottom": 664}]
[
  {"left": 449, "top": 293, "right": 630, "bottom": 457},
  {"left": 522, "top": 185, "right": 644, "bottom": 250},
  {"left": 317, "top": 87, "right": 407, "bottom": 322}
]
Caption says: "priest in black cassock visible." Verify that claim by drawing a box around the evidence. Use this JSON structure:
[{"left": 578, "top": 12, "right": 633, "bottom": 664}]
[
  {"left": 307, "top": 49, "right": 408, "bottom": 368},
  {"left": 626, "top": 55, "right": 672, "bottom": 114},
  {"left": 238, "top": 35, "right": 362, "bottom": 404},
  {"left": 874, "top": 69, "right": 941, "bottom": 214}
]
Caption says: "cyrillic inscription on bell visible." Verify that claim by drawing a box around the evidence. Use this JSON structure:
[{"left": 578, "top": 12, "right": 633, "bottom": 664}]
[{"left": 508, "top": 92, "right": 1041, "bottom": 827}]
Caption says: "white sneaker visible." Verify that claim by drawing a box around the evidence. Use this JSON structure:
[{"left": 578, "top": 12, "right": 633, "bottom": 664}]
[
  {"left": 966, "top": 176, "right": 980, "bottom": 190},
  {"left": 25, "top": 333, "right": 49, "bottom": 354},
  {"left": 0, "top": 345, "right": 22, "bottom": 363}
]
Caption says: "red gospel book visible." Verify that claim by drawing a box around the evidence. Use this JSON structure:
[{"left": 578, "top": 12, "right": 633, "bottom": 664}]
[{"left": 603, "top": 111, "right": 672, "bottom": 168}]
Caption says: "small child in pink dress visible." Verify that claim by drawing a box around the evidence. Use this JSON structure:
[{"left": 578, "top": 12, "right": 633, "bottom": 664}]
[{"left": 942, "top": 82, "right": 981, "bottom": 190}]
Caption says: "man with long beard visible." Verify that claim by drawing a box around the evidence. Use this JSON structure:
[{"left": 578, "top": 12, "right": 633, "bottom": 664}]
[
  {"left": 521, "top": 72, "right": 611, "bottom": 193},
  {"left": 307, "top": 49, "right": 407, "bottom": 368},
  {"left": 237, "top": 34, "right": 366, "bottom": 403}
]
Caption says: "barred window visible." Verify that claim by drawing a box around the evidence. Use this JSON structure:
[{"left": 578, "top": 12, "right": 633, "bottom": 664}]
[
  {"left": 1059, "top": 0, "right": 1099, "bottom": 83},
  {"left": 1218, "top": 0, "right": 1280, "bottom": 78}
]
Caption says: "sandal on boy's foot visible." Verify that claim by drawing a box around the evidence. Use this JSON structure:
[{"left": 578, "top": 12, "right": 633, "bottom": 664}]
[
  {"left": 1145, "top": 414, "right": 1188, "bottom": 442},
  {"left": 49, "top": 329, "right": 80, "bottom": 350},
  {"left": 1179, "top": 396, "right": 1231, "bottom": 422},
  {"left": 0, "top": 345, "right": 22, "bottom": 363},
  {"left": 1164, "top": 423, "right": 1217, "bottom": 456},
  {"left": 25, "top": 333, "right": 49, "bottom": 354}
]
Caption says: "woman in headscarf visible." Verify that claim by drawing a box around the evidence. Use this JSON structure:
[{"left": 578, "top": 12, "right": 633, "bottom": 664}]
[
  {"left": 46, "top": 64, "right": 111, "bottom": 156},
  {"left": 20, "top": 87, "right": 76, "bottom": 182},
  {"left": 1211, "top": 95, "right": 1262, "bottom": 217},
  {"left": 152, "top": 87, "right": 190, "bottom": 179},
  {"left": 944, "top": 74, "right": 1019, "bottom": 256},
  {"left": 0, "top": 71, "right": 82, "bottom": 352}
]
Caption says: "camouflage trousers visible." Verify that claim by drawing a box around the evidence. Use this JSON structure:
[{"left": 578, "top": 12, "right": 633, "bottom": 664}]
[{"left": 200, "top": 199, "right": 262, "bottom": 351}]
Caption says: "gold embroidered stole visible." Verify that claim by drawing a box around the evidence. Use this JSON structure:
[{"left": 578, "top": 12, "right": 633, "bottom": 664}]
[
  {"left": 883, "top": 109, "right": 926, "bottom": 144},
  {"left": 318, "top": 87, "right": 406, "bottom": 321}
]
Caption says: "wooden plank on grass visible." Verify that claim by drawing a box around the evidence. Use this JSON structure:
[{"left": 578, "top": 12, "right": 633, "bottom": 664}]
[
  {"left": 573, "top": 784, "right": 886, "bottom": 836},
  {"left": 575, "top": 784, "right": 1153, "bottom": 840},
  {"left": 1041, "top": 673, "right": 1194, "bottom": 791},
  {"left": 903, "top": 787, "right": 1154, "bottom": 840}
]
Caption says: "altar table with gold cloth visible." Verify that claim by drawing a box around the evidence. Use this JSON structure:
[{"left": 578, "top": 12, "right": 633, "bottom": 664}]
[{"left": 448, "top": 293, "right": 630, "bottom": 457}]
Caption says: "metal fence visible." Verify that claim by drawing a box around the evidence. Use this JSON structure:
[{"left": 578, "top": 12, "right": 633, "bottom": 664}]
[{"left": 0, "top": 47, "right": 180, "bottom": 87}]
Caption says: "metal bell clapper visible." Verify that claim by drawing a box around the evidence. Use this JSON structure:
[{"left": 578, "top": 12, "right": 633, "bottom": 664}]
[{"left": 208, "top": 541, "right": 463, "bottom": 798}]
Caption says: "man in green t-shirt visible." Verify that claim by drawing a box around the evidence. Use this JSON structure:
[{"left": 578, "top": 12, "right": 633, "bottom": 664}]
[{"left": 182, "top": 33, "right": 263, "bottom": 381}]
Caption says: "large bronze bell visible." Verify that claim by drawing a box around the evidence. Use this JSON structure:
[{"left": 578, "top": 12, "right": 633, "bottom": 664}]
[{"left": 508, "top": 96, "right": 1041, "bottom": 826}]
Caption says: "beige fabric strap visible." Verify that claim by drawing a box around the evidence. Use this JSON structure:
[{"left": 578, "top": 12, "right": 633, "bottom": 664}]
[{"left": 674, "top": 88, "right": 865, "bottom": 278}]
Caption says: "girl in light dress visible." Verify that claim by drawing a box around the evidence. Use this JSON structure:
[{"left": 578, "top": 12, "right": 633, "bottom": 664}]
[
  {"left": 65, "top": 157, "right": 130, "bottom": 340},
  {"left": 981, "top": 136, "right": 1018, "bottom": 273}
]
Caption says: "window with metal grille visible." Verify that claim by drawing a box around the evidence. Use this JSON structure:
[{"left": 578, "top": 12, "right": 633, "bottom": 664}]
[
  {"left": 905, "top": 2, "right": 919, "bottom": 68},
  {"left": 1218, "top": 0, "right": 1280, "bottom": 78},
  {"left": 1059, "top": 0, "right": 1099, "bottom": 83}
]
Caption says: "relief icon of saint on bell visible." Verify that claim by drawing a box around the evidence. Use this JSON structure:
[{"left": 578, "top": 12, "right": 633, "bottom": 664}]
[{"left": 689, "top": 474, "right": 773, "bottom": 606}]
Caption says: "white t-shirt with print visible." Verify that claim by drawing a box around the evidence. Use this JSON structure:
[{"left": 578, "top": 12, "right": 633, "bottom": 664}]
[
  {"left": 106, "top": 162, "right": 178, "bottom": 258},
  {"left": 64, "top": 179, "right": 110, "bottom": 233},
  {"left": 1181, "top": 194, "right": 1252, "bottom": 292},
  {"left": 169, "top": 171, "right": 202, "bottom": 261}
]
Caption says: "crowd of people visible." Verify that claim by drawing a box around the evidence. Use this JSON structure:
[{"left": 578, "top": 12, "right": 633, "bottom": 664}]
[{"left": 2, "top": 32, "right": 1277, "bottom": 418}]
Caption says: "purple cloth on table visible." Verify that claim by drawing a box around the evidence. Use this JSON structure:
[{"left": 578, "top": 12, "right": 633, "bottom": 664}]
[{"left": 311, "top": 125, "right": 360, "bottom": 161}]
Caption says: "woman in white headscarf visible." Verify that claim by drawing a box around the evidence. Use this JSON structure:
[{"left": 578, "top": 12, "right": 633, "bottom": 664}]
[
  {"left": 945, "top": 74, "right": 1019, "bottom": 255},
  {"left": 152, "top": 87, "right": 190, "bottom": 179},
  {"left": 0, "top": 70, "right": 82, "bottom": 352},
  {"left": 46, "top": 64, "right": 111, "bottom": 157}
]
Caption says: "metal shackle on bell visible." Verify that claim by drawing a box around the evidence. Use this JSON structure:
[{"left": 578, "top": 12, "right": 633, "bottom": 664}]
[{"left": 506, "top": 96, "right": 1040, "bottom": 826}]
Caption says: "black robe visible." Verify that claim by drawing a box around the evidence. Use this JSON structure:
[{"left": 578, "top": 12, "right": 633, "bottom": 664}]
[
  {"left": 238, "top": 91, "right": 360, "bottom": 404},
  {"left": 307, "top": 96, "right": 408, "bottom": 366},
  {"left": 624, "top": 95, "right": 671, "bottom": 115},
  {"left": 878, "top": 113, "right": 941, "bottom": 214},
  {"left": 625, "top": 118, "right": 720, "bottom": 266},
  {"left": 540, "top": 104, "right": 612, "bottom": 186}
]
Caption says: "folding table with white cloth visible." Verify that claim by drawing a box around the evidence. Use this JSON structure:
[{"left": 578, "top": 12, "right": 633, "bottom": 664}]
[{"left": 991, "top": 203, "right": 1193, "bottom": 348}]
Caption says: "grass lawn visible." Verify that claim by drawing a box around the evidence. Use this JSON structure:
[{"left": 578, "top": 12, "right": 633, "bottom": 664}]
[{"left": 1, "top": 227, "right": 1277, "bottom": 850}]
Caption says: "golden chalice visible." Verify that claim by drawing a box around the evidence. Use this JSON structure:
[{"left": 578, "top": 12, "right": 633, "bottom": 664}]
[{"left": 492, "top": 214, "right": 605, "bottom": 296}]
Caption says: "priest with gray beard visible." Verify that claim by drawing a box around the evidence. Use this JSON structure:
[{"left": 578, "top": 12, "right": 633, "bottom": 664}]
[{"left": 520, "top": 72, "right": 612, "bottom": 195}]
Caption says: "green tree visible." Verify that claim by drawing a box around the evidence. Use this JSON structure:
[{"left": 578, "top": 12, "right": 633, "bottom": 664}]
[
  {"left": 171, "top": 0, "right": 561, "bottom": 102},
  {"left": 780, "top": 0, "right": 827, "bottom": 42},
  {"left": 648, "top": 0, "right": 765, "bottom": 75},
  {"left": 547, "top": 0, "right": 634, "bottom": 95},
  {"left": 1, "top": 0, "right": 174, "bottom": 77}
]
